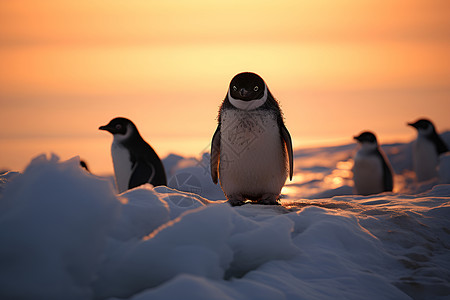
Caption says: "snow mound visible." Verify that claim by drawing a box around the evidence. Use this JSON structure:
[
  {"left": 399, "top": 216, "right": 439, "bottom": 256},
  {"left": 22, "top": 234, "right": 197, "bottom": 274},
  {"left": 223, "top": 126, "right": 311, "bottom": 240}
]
[
  {"left": 0, "top": 152, "right": 449, "bottom": 300},
  {"left": 0, "top": 154, "right": 120, "bottom": 300}
]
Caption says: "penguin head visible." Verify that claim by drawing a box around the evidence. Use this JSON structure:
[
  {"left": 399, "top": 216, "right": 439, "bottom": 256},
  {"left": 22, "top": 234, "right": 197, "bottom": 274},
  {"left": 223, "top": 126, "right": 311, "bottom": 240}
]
[
  {"left": 227, "top": 72, "right": 268, "bottom": 110},
  {"left": 408, "top": 118, "right": 435, "bottom": 136},
  {"left": 354, "top": 131, "right": 378, "bottom": 150},
  {"left": 99, "top": 117, "right": 137, "bottom": 142}
]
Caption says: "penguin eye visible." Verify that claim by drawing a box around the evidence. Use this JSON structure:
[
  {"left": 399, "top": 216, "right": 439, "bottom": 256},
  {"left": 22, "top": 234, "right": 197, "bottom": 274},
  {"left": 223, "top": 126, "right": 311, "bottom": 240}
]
[
  {"left": 115, "top": 124, "right": 122, "bottom": 130},
  {"left": 254, "top": 86, "right": 259, "bottom": 92},
  {"left": 232, "top": 86, "right": 237, "bottom": 92}
]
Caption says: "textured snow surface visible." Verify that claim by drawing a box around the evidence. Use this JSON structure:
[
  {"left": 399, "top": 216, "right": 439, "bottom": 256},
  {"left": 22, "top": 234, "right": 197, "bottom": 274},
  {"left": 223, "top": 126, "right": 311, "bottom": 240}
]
[{"left": 0, "top": 135, "right": 449, "bottom": 300}]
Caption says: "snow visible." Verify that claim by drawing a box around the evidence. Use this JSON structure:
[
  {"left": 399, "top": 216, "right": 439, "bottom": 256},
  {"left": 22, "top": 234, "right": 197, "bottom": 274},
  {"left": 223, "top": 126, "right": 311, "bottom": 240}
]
[
  {"left": 0, "top": 134, "right": 449, "bottom": 300},
  {"left": 0, "top": 154, "right": 120, "bottom": 300}
]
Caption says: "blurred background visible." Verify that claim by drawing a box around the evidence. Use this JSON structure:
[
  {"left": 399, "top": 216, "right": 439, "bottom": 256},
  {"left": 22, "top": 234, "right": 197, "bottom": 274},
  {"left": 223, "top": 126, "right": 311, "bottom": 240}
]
[{"left": 1, "top": 0, "right": 449, "bottom": 175}]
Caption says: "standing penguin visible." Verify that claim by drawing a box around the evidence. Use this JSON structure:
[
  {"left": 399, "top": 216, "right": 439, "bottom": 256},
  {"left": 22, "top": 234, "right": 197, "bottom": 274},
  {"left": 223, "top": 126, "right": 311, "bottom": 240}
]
[
  {"left": 99, "top": 117, "right": 167, "bottom": 193},
  {"left": 210, "top": 72, "right": 293, "bottom": 206},
  {"left": 352, "top": 131, "right": 393, "bottom": 195},
  {"left": 408, "top": 118, "right": 449, "bottom": 182}
]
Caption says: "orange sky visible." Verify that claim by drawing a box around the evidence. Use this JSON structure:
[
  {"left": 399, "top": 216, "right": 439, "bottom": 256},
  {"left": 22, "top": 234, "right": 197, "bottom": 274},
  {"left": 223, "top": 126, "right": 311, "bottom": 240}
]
[{"left": 1, "top": 0, "right": 449, "bottom": 174}]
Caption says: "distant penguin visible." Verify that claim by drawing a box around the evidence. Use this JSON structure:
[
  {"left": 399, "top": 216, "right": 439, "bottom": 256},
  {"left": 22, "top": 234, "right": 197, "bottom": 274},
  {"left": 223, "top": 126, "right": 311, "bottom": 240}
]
[
  {"left": 408, "top": 118, "right": 449, "bottom": 182},
  {"left": 79, "top": 160, "right": 90, "bottom": 172},
  {"left": 99, "top": 117, "right": 167, "bottom": 193},
  {"left": 352, "top": 131, "right": 393, "bottom": 195},
  {"left": 210, "top": 72, "right": 293, "bottom": 206}
]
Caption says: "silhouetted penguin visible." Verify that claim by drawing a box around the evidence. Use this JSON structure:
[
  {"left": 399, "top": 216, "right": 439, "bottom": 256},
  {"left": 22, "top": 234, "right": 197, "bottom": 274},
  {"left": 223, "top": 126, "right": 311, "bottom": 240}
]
[
  {"left": 99, "top": 117, "right": 167, "bottom": 193},
  {"left": 210, "top": 72, "right": 293, "bottom": 206},
  {"left": 352, "top": 131, "right": 393, "bottom": 195},
  {"left": 408, "top": 118, "right": 449, "bottom": 182},
  {"left": 79, "top": 160, "right": 90, "bottom": 172}
]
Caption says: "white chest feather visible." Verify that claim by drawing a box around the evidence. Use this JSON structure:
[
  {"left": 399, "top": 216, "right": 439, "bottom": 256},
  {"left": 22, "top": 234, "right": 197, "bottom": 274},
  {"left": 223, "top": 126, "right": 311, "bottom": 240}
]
[
  {"left": 111, "top": 141, "right": 133, "bottom": 193},
  {"left": 219, "top": 109, "right": 287, "bottom": 196},
  {"left": 412, "top": 137, "right": 438, "bottom": 181},
  {"left": 352, "top": 151, "right": 384, "bottom": 195}
]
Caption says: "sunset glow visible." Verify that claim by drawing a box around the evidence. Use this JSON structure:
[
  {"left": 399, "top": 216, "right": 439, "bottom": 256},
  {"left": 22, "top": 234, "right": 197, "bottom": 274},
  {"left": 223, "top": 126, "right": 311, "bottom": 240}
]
[{"left": 1, "top": 0, "right": 449, "bottom": 174}]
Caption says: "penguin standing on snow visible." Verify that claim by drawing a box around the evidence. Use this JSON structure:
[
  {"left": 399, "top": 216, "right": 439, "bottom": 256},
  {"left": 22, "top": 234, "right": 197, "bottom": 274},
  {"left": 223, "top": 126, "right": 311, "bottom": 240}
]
[
  {"left": 408, "top": 118, "right": 449, "bottom": 182},
  {"left": 210, "top": 72, "right": 293, "bottom": 206},
  {"left": 99, "top": 117, "right": 167, "bottom": 193},
  {"left": 352, "top": 131, "right": 393, "bottom": 195}
]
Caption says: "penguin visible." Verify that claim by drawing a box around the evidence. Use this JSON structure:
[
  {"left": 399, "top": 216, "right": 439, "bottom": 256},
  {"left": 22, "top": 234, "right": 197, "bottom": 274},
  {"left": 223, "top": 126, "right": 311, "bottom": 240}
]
[
  {"left": 352, "top": 131, "right": 394, "bottom": 195},
  {"left": 408, "top": 118, "right": 449, "bottom": 182},
  {"left": 79, "top": 160, "right": 90, "bottom": 172},
  {"left": 210, "top": 72, "right": 293, "bottom": 206},
  {"left": 99, "top": 117, "right": 167, "bottom": 193}
]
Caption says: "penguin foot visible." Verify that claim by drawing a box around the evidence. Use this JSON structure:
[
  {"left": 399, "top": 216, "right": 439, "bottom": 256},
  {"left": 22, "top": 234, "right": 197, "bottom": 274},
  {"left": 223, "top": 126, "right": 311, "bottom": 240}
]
[
  {"left": 259, "top": 193, "right": 280, "bottom": 205},
  {"left": 227, "top": 194, "right": 247, "bottom": 206}
]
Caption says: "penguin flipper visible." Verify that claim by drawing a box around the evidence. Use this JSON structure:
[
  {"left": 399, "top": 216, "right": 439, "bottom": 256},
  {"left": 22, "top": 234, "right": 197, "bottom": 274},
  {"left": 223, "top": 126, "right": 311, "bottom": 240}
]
[
  {"left": 382, "top": 161, "right": 394, "bottom": 192},
  {"left": 379, "top": 150, "right": 394, "bottom": 192},
  {"left": 211, "top": 126, "right": 221, "bottom": 184},
  {"left": 129, "top": 161, "right": 155, "bottom": 190},
  {"left": 144, "top": 152, "right": 168, "bottom": 186},
  {"left": 435, "top": 136, "right": 449, "bottom": 155},
  {"left": 280, "top": 124, "right": 294, "bottom": 180}
]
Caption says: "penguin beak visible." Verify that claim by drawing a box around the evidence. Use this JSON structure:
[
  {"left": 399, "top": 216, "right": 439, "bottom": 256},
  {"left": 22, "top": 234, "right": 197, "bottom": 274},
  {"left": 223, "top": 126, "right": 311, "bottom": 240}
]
[
  {"left": 239, "top": 88, "right": 249, "bottom": 97},
  {"left": 353, "top": 136, "right": 359, "bottom": 141},
  {"left": 407, "top": 122, "right": 417, "bottom": 128},
  {"left": 99, "top": 125, "right": 112, "bottom": 133}
]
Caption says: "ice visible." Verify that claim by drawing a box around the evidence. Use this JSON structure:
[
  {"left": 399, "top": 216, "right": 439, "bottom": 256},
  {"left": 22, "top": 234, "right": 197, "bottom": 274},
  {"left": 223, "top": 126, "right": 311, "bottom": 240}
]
[
  {"left": 110, "top": 274, "right": 285, "bottom": 300},
  {"left": 93, "top": 204, "right": 235, "bottom": 299},
  {"left": 0, "top": 154, "right": 121, "bottom": 300},
  {"left": 164, "top": 153, "right": 225, "bottom": 200},
  {"left": 109, "top": 186, "right": 170, "bottom": 241},
  {"left": 0, "top": 133, "right": 449, "bottom": 299},
  {"left": 0, "top": 171, "right": 19, "bottom": 195}
]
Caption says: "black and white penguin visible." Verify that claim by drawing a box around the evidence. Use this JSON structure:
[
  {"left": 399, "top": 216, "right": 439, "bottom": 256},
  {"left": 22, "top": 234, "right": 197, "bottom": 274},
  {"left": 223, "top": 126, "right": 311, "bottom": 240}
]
[
  {"left": 352, "top": 131, "right": 394, "bottom": 195},
  {"left": 99, "top": 117, "right": 167, "bottom": 193},
  {"left": 210, "top": 72, "right": 293, "bottom": 206},
  {"left": 408, "top": 118, "right": 449, "bottom": 182}
]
